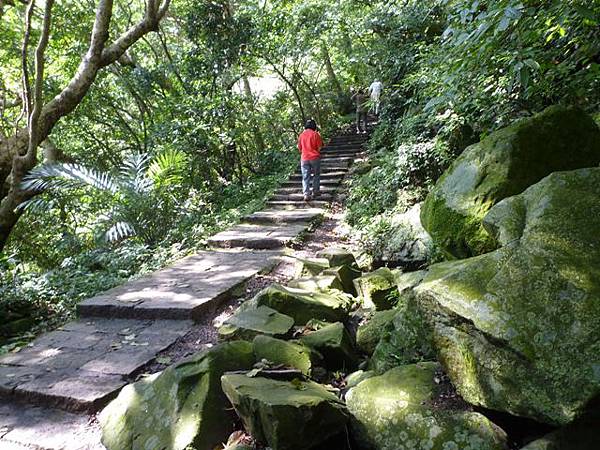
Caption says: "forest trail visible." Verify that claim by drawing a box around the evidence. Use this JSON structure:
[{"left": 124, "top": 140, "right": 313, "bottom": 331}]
[{"left": 0, "top": 128, "right": 370, "bottom": 449}]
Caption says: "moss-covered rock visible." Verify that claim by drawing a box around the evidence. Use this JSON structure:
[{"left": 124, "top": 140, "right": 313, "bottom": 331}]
[
  {"left": 417, "top": 168, "right": 600, "bottom": 425},
  {"left": 370, "top": 277, "right": 435, "bottom": 374},
  {"left": 287, "top": 274, "right": 344, "bottom": 292},
  {"left": 356, "top": 309, "right": 396, "bottom": 355},
  {"left": 218, "top": 305, "right": 294, "bottom": 341},
  {"left": 221, "top": 374, "right": 348, "bottom": 450},
  {"left": 252, "top": 335, "right": 317, "bottom": 375},
  {"left": 420, "top": 105, "right": 600, "bottom": 258},
  {"left": 316, "top": 247, "right": 358, "bottom": 268},
  {"left": 255, "top": 284, "right": 353, "bottom": 325},
  {"left": 293, "top": 257, "right": 330, "bottom": 278},
  {"left": 322, "top": 265, "right": 362, "bottom": 296},
  {"left": 300, "top": 322, "right": 358, "bottom": 370},
  {"left": 346, "top": 363, "right": 508, "bottom": 450},
  {"left": 353, "top": 267, "right": 399, "bottom": 310},
  {"left": 99, "top": 341, "right": 255, "bottom": 450}
]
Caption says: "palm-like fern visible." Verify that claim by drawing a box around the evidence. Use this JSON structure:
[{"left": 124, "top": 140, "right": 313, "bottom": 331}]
[{"left": 21, "top": 150, "right": 188, "bottom": 244}]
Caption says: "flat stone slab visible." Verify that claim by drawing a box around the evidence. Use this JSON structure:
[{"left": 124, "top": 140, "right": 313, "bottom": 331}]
[
  {"left": 244, "top": 208, "right": 324, "bottom": 224},
  {"left": 0, "top": 318, "right": 192, "bottom": 412},
  {"left": 208, "top": 223, "right": 309, "bottom": 249},
  {"left": 270, "top": 193, "right": 334, "bottom": 202},
  {"left": 0, "top": 400, "right": 102, "bottom": 449},
  {"left": 266, "top": 200, "right": 330, "bottom": 208},
  {"left": 78, "top": 250, "right": 280, "bottom": 320}
]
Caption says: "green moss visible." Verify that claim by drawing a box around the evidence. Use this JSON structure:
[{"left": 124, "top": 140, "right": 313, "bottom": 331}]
[
  {"left": 421, "top": 106, "right": 600, "bottom": 258},
  {"left": 356, "top": 309, "right": 396, "bottom": 354},
  {"left": 252, "top": 335, "right": 317, "bottom": 375},
  {"left": 255, "top": 284, "right": 353, "bottom": 325},
  {"left": 221, "top": 375, "right": 348, "bottom": 450},
  {"left": 100, "top": 341, "right": 255, "bottom": 450},
  {"left": 346, "top": 363, "right": 508, "bottom": 450},
  {"left": 417, "top": 168, "right": 600, "bottom": 425}
]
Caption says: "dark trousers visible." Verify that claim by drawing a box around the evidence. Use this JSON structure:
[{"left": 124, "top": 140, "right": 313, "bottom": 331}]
[{"left": 356, "top": 111, "right": 367, "bottom": 132}]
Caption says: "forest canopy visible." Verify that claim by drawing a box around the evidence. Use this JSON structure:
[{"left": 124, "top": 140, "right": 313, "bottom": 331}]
[{"left": 1, "top": 0, "right": 599, "bottom": 348}]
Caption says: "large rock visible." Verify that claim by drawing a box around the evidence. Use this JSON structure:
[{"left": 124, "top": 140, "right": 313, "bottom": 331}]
[
  {"left": 99, "top": 341, "right": 254, "bottom": 450},
  {"left": 287, "top": 274, "right": 344, "bottom": 292},
  {"left": 322, "top": 265, "right": 362, "bottom": 296},
  {"left": 300, "top": 322, "right": 358, "bottom": 370},
  {"left": 346, "top": 363, "right": 508, "bottom": 450},
  {"left": 417, "top": 168, "right": 600, "bottom": 425},
  {"left": 420, "top": 106, "right": 600, "bottom": 258},
  {"left": 218, "top": 305, "right": 294, "bottom": 341},
  {"left": 370, "top": 273, "right": 435, "bottom": 373},
  {"left": 221, "top": 374, "right": 348, "bottom": 450},
  {"left": 316, "top": 247, "right": 357, "bottom": 268},
  {"left": 255, "top": 284, "right": 353, "bottom": 325},
  {"left": 252, "top": 335, "right": 317, "bottom": 375},
  {"left": 355, "top": 310, "right": 396, "bottom": 355},
  {"left": 353, "top": 267, "right": 399, "bottom": 310},
  {"left": 373, "top": 203, "right": 433, "bottom": 269},
  {"left": 293, "top": 257, "right": 330, "bottom": 278}
]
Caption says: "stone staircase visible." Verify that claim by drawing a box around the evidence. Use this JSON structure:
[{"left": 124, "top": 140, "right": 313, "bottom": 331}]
[{"left": 0, "top": 130, "right": 369, "bottom": 421}]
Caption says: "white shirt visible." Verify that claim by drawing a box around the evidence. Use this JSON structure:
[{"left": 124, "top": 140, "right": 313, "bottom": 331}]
[{"left": 369, "top": 81, "right": 383, "bottom": 97}]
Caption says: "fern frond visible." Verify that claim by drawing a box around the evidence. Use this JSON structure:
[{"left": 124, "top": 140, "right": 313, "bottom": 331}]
[
  {"left": 147, "top": 148, "right": 188, "bottom": 187},
  {"left": 105, "top": 221, "right": 136, "bottom": 242},
  {"left": 22, "top": 164, "right": 118, "bottom": 194}
]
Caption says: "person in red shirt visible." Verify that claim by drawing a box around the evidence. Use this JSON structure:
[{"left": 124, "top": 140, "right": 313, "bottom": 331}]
[{"left": 297, "top": 119, "right": 324, "bottom": 201}]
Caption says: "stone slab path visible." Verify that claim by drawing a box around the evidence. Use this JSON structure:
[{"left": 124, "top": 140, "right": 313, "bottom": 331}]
[{"left": 0, "top": 129, "right": 369, "bottom": 449}]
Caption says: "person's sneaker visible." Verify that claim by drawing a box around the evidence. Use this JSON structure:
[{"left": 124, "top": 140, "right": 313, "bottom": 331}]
[{"left": 303, "top": 194, "right": 312, "bottom": 202}]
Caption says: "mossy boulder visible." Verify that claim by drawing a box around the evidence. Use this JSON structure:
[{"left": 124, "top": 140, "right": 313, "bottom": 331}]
[
  {"left": 255, "top": 284, "right": 353, "bottom": 325},
  {"left": 287, "top": 274, "right": 344, "bottom": 292},
  {"left": 370, "top": 276, "right": 435, "bottom": 374},
  {"left": 420, "top": 105, "right": 600, "bottom": 258},
  {"left": 417, "top": 168, "right": 600, "bottom": 425},
  {"left": 353, "top": 267, "right": 399, "bottom": 310},
  {"left": 218, "top": 305, "right": 294, "bottom": 341},
  {"left": 300, "top": 322, "right": 358, "bottom": 370},
  {"left": 221, "top": 374, "right": 348, "bottom": 450},
  {"left": 99, "top": 341, "right": 254, "bottom": 450},
  {"left": 322, "top": 265, "right": 361, "bottom": 296},
  {"left": 316, "top": 247, "right": 358, "bottom": 268},
  {"left": 293, "top": 257, "right": 330, "bottom": 278},
  {"left": 252, "top": 335, "right": 317, "bottom": 375},
  {"left": 346, "top": 363, "right": 508, "bottom": 450},
  {"left": 356, "top": 309, "right": 396, "bottom": 355}
]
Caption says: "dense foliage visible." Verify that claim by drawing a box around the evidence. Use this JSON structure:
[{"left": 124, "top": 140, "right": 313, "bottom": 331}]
[
  {"left": 1, "top": 0, "right": 599, "bottom": 348},
  {"left": 344, "top": 0, "right": 600, "bottom": 265}
]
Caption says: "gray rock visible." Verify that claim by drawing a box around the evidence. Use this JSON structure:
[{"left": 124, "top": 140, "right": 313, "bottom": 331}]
[
  {"left": 99, "top": 341, "right": 255, "bottom": 450},
  {"left": 417, "top": 168, "right": 600, "bottom": 425},
  {"left": 221, "top": 375, "right": 348, "bottom": 450}
]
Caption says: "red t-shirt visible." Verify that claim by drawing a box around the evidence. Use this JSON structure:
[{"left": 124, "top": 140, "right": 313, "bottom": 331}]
[{"left": 297, "top": 129, "right": 323, "bottom": 161}]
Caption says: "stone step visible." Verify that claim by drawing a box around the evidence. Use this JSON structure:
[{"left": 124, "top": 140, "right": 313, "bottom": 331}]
[
  {"left": 287, "top": 173, "right": 345, "bottom": 182},
  {"left": 317, "top": 156, "right": 354, "bottom": 163},
  {"left": 281, "top": 179, "right": 340, "bottom": 188},
  {"left": 207, "top": 223, "right": 310, "bottom": 249},
  {"left": 320, "top": 150, "right": 361, "bottom": 158},
  {"left": 243, "top": 208, "right": 325, "bottom": 225},
  {"left": 270, "top": 193, "right": 334, "bottom": 202},
  {"left": 77, "top": 250, "right": 280, "bottom": 321},
  {"left": 0, "top": 318, "right": 192, "bottom": 412},
  {"left": 274, "top": 186, "right": 338, "bottom": 195},
  {"left": 266, "top": 200, "right": 329, "bottom": 208}
]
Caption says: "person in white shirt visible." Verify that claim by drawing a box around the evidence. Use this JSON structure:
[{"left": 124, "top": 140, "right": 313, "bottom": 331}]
[{"left": 368, "top": 80, "right": 383, "bottom": 115}]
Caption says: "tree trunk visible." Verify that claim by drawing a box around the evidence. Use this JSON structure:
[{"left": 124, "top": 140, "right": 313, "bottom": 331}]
[
  {"left": 242, "top": 76, "right": 267, "bottom": 152},
  {"left": 321, "top": 45, "right": 343, "bottom": 99},
  {"left": 0, "top": 0, "right": 170, "bottom": 252}
]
